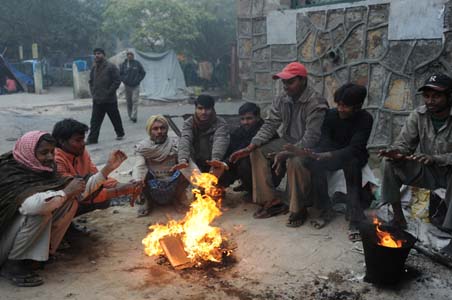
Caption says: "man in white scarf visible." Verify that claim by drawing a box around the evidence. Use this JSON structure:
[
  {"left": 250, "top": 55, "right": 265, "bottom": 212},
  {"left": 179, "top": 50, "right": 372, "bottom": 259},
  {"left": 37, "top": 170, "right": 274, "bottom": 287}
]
[{"left": 132, "top": 115, "right": 188, "bottom": 217}]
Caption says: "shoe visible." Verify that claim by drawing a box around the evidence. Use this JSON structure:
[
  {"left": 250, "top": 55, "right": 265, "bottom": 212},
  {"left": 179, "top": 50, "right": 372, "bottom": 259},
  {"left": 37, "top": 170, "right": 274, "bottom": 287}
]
[
  {"left": 116, "top": 135, "right": 125, "bottom": 141},
  {"left": 85, "top": 140, "right": 98, "bottom": 145},
  {"left": 131, "top": 118, "right": 137, "bottom": 123}
]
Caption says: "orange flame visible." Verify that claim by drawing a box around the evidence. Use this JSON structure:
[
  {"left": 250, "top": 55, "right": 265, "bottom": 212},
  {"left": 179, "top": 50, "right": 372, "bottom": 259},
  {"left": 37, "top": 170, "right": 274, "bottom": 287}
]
[
  {"left": 142, "top": 170, "right": 225, "bottom": 263},
  {"left": 373, "top": 218, "right": 403, "bottom": 248}
]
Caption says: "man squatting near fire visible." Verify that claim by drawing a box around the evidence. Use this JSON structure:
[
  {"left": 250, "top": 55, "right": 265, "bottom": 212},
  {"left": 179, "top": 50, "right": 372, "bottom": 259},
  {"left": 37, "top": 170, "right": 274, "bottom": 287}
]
[
  {"left": 52, "top": 119, "right": 143, "bottom": 218},
  {"left": 284, "top": 83, "right": 373, "bottom": 241},
  {"left": 379, "top": 73, "right": 452, "bottom": 257},
  {"left": 230, "top": 62, "right": 330, "bottom": 225},
  {"left": 132, "top": 115, "right": 189, "bottom": 217},
  {"left": 0, "top": 131, "right": 127, "bottom": 287},
  {"left": 172, "top": 95, "right": 230, "bottom": 182}
]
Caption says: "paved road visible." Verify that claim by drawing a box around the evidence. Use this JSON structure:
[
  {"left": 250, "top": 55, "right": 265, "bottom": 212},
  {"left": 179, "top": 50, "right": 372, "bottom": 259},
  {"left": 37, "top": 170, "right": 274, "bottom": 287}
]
[{"left": 0, "top": 89, "right": 244, "bottom": 166}]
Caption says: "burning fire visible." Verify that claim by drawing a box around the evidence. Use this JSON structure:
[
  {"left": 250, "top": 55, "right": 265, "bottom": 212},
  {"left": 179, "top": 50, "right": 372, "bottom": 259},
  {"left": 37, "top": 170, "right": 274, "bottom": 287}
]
[
  {"left": 142, "top": 170, "right": 226, "bottom": 264},
  {"left": 373, "top": 218, "right": 403, "bottom": 248}
]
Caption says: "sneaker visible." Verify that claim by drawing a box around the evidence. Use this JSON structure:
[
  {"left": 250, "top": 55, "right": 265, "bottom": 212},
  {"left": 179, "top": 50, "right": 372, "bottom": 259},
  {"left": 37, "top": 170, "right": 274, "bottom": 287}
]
[{"left": 116, "top": 135, "right": 125, "bottom": 141}]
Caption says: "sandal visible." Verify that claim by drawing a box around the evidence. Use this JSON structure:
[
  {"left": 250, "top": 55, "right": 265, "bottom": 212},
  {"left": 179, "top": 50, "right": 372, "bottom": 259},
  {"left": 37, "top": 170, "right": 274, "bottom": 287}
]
[
  {"left": 286, "top": 210, "right": 308, "bottom": 228},
  {"left": 0, "top": 260, "right": 44, "bottom": 287},
  {"left": 310, "top": 209, "right": 335, "bottom": 229},
  {"left": 253, "top": 203, "right": 289, "bottom": 219},
  {"left": 348, "top": 230, "right": 361, "bottom": 242}
]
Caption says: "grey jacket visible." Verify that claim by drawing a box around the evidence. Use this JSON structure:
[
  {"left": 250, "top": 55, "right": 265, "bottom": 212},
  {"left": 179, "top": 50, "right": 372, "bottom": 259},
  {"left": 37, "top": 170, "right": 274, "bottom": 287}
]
[
  {"left": 390, "top": 105, "right": 452, "bottom": 166},
  {"left": 251, "top": 85, "right": 328, "bottom": 148},
  {"left": 178, "top": 116, "right": 230, "bottom": 166},
  {"left": 89, "top": 60, "right": 121, "bottom": 104}
]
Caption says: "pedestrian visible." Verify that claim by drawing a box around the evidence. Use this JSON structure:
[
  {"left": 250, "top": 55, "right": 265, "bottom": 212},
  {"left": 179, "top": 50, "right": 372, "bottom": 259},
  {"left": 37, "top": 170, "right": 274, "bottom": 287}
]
[
  {"left": 87, "top": 48, "right": 125, "bottom": 144},
  {"left": 120, "top": 50, "right": 146, "bottom": 123}
]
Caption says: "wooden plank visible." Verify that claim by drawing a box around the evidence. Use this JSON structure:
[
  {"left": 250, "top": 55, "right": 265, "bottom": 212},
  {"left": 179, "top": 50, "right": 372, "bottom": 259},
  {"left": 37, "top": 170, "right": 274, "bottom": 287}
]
[{"left": 159, "top": 235, "right": 194, "bottom": 270}]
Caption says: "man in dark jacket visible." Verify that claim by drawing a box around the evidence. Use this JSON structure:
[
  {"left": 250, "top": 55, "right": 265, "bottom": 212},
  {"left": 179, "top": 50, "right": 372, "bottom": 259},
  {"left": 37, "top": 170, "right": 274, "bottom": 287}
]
[
  {"left": 222, "top": 102, "right": 281, "bottom": 194},
  {"left": 286, "top": 83, "right": 373, "bottom": 234},
  {"left": 87, "top": 48, "right": 125, "bottom": 144},
  {"left": 120, "top": 51, "right": 146, "bottom": 123}
]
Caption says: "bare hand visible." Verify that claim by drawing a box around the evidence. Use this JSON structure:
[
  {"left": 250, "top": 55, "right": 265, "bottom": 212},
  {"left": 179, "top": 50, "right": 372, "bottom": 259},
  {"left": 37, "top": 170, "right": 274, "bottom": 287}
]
[
  {"left": 406, "top": 153, "right": 434, "bottom": 165},
  {"left": 311, "top": 152, "right": 333, "bottom": 161},
  {"left": 229, "top": 148, "right": 251, "bottom": 164},
  {"left": 128, "top": 180, "right": 144, "bottom": 207},
  {"left": 106, "top": 150, "right": 128, "bottom": 170},
  {"left": 283, "top": 144, "right": 313, "bottom": 157},
  {"left": 378, "top": 149, "right": 405, "bottom": 161},
  {"left": 207, "top": 160, "right": 228, "bottom": 179},
  {"left": 63, "top": 178, "right": 86, "bottom": 199},
  {"left": 272, "top": 151, "right": 293, "bottom": 176},
  {"left": 170, "top": 161, "right": 189, "bottom": 172}
]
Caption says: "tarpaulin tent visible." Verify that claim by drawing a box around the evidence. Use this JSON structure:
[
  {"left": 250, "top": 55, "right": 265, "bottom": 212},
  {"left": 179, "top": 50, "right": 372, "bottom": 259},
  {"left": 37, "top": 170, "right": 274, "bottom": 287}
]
[
  {"left": 0, "top": 55, "right": 26, "bottom": 92},
  {"left": 109, "top": 49, "right": 187, "bottom": 101}
]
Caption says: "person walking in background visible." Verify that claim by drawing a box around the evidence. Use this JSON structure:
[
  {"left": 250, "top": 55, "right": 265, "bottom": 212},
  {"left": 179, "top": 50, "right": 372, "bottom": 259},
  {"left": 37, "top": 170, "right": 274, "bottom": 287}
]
[
  {"left": 87, "top": 48, "right": 125, "bottom": 144},
  {"left": 120, "top": 51, "right": 146, "bottom": 123}
]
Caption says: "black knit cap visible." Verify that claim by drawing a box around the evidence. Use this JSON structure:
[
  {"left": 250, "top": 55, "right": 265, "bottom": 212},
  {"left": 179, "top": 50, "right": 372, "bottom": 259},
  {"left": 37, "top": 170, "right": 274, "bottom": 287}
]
[
  {"left": 195, "top": 94, "right": 215, "bottom": 108},
  {"left": 334, "top": 83, "right": 367, "bottom": 107},
  {"left": 93, "top": 48, "right": 105, "bottom": 55}
]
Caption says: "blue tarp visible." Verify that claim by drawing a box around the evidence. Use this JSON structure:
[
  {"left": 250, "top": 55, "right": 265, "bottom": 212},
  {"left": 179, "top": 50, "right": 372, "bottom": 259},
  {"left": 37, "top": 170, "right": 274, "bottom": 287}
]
[{"left": 0, "top": 55, "right": 27, "bottom": 91}]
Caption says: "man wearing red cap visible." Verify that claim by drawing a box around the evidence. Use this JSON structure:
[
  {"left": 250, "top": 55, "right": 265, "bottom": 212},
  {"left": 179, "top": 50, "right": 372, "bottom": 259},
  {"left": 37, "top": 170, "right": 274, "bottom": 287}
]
[
  {"left": 230, "top": 62, "right": 328, "bottom": 223},
  {"left": 379, "top": 73, "right": 452, "bottom": 257}
]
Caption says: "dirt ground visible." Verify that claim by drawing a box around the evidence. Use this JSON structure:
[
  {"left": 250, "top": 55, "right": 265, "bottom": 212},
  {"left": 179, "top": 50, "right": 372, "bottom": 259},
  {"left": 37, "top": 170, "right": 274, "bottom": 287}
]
[
  {"left": 1, "top": 90, "right": 452, "bottom": 299},
  {"left": 1, "top": 178, "right": 452, "bottom": 300}
]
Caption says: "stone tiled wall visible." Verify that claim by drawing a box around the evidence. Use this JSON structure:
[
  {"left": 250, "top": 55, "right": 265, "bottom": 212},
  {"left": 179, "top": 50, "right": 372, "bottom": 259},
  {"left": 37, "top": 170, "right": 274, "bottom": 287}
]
[{"left": 237, "top": 0, "right": 452, "bottom": 147}]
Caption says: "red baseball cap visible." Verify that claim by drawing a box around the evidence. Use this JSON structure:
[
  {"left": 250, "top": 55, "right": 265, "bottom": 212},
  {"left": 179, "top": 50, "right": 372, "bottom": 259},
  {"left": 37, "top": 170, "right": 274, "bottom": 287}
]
[{"left": 272, "top": 62, "right": 308, "bottom": 80}]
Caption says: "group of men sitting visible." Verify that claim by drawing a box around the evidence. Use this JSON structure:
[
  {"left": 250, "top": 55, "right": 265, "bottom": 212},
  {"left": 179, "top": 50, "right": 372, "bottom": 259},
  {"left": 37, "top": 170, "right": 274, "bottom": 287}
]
[{"left": 1, "top": 62, "right": 452, "bottom": 287}]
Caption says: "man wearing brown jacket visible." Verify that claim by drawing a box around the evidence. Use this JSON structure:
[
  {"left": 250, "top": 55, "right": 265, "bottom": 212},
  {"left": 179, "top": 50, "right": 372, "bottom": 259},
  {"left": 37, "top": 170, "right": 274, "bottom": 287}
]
[{"left": 230, "top": 62, "right": 328, "bottom": 223}]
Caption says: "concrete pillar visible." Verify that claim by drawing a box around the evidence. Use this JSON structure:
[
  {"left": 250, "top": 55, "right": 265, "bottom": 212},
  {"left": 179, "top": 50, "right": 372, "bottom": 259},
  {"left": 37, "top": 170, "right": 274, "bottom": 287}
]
[
  {"left": 33, "top": 61, "right": 44, "bottom": 94},
  {"left": 72, "top": 63, "right": 91, "bottom": 99}
]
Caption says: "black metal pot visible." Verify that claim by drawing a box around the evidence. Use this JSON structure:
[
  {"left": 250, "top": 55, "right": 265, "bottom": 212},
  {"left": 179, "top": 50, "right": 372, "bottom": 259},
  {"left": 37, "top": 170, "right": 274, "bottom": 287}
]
[{"left": 359, "top": 222, "right": 417, "bottom": 284}]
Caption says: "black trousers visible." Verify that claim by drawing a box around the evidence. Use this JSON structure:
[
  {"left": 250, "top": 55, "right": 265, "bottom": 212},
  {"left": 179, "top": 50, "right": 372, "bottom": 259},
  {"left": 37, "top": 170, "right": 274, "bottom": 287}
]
[
  {"left": 87, "top": 102, "right": 125, "bottom": 142},
  {"left": 304, "top": 157, "right": 367, "bottom": 225},
  {"left": 220, "top": 156, "right": 285, "bottom": 192}
]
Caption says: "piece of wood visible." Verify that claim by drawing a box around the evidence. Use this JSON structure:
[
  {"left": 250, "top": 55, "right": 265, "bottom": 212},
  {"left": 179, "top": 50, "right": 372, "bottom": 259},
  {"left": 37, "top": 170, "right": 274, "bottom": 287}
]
[
  {"left": 159, "top": 235, "right": 194, "bottom": 270},
  {"left": 413, "top": 244, "right": 452, "bottom": 269}
]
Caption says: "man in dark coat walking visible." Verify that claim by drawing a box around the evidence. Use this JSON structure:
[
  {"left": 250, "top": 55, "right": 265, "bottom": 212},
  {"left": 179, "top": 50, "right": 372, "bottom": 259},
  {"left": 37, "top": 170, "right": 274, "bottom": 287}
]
[
  {"left": 120, "top": 51, "right": 146, "bottom": 123},
  {"left": 87, "top": 48, "right": 125, "bottom": 144}
]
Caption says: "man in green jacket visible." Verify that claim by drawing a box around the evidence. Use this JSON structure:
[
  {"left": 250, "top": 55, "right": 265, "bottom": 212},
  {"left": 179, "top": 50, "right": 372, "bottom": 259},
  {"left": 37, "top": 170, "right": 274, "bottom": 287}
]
[{"left": 380, "top": 73, "right": 452, "bottom": 257}]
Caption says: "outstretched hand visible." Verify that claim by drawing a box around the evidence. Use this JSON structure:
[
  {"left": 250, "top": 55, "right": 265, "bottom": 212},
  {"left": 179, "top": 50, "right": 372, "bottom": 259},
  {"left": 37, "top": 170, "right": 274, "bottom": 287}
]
[
  {"left": 283, "top": 144, "right": 314, "bottom": 157},
  {"left": 378, "top": 149, "right": 405, "bottom": 161},
  {"left": 229, "top": 148, "right": 251, "bottom": 164},
  {"left": 207, "top": 160, "right": 229, "bottom": 179},
  {"left": 271, "top": 150, "right": 294, "bottom": 176},
  {"left": 128, "top": 180, "right": 144, "bottom": 207},
  {"left": 170, "top": 161, "right": 189, "bottom": 172},
  {"left": 107, "top": 149, "right": 128, "bottom": 170},
  {"left": 406, "top": 153, "right": 434, "bottom": 165}
]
